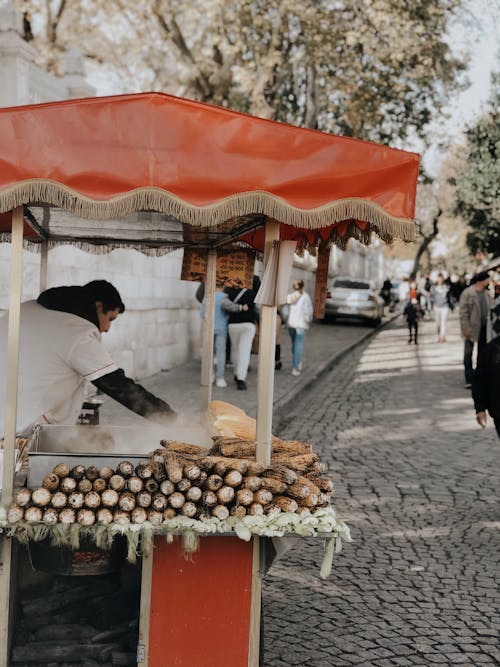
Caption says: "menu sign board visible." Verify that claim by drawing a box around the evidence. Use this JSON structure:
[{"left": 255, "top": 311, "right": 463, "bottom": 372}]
[{"left": 181, "top": 247, "right": 255, "bottom": 289}]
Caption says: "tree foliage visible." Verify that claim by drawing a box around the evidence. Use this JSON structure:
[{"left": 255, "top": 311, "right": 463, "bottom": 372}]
[
  {"left": 17, "top": 0, "right": 466, "bottom": 144},
  {"left": 453, "top": 75, "right": 500, "bottom": 254}
]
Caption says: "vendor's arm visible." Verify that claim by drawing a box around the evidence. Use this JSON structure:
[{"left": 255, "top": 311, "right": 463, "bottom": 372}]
[{"left": 92, "top": 369, "right": 176, "bottom": 421}]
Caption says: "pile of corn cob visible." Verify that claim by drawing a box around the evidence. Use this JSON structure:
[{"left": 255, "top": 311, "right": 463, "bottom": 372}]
[{"left": 8, "top": 436, "right": 334, "bottom": 526}]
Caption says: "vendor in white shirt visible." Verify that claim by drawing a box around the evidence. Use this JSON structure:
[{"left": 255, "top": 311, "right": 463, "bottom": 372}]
[{"left": 0, "top": 280, "right": 176, "bottom": 438}]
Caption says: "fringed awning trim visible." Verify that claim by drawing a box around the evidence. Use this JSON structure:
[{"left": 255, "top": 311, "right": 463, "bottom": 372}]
[
  {"left": 0, "top": 179, "right": 416, "bottom": 242},
  {"left": 0, "top": 234, "right": 177, "bottom": 256}
]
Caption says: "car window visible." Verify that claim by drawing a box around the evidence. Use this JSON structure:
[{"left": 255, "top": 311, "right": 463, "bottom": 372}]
[{"left": 333, "top": 280, "right": 370, "bottom": 290}]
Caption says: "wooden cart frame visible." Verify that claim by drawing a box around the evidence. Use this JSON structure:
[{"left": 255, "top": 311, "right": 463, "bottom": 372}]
[{"left": 0, "top": 91, "right": 419, "bottom": 666}]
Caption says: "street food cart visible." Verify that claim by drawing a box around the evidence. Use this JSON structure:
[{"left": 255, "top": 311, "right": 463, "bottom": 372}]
[{"left": 0, "top": 92, "right": 419, "bottom": 666}]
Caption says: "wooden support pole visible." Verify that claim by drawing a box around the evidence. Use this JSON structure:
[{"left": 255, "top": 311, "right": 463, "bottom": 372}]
[
  {"left": 0, "top": 206, "right": 24, "bottom": 667},
  {"left": 137, "top": 550, "right": 153, "bottom": 665},
  {"left": 200, "top": 249, "right": 217, "bottom": 416},
  {"left": 255, "top": 220, "right": 280, "bottom": 466}
]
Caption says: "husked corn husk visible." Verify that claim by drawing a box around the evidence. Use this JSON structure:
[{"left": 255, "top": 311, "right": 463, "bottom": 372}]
[
  {"left": 236, "top": 488, "right": 254, "bottom": 506},
  {"left": 97, "top": 508, "right": 114, "bottom": 524},
  {"left": 113, "top": 510, "right": 130, "bottom": 524},
  {"left": 116, "top": 461, "right": 134, "bottom": 478},
  {"left": 285, "top": 482, "right": 310, "bottom": 500},
  {"left": 202, "top": 490, "right": 217, "bottom": 507},
  {"left": 274, "top": 496, "right": 298, "bottom": 512},
  {"left": 160, "top": 480, "right": 175, "bottom": 496},
  {"left": 212, "top": 505, "right": 229, "bottom": 520},
  {"left": 51, "top": 491, "right": 68, "bottom": 509},
  {"left": 101, "top": 488, "right": 119, "bottom": 508},
  {"left": 305, "top": 475, "right": 334, "bottom": 494},
  {"left": 254, "top": 488, "right": 273, "bottom": 506},
  {"left": 217, "top": 486, "right": 235, "bottom": 505},
  {"left": 78, "top": 479, "right": 93, "bottom": 494},
  {"left": 243, "top": 475, "right": 263, "bottom": 492},
  {"left": 177, "top": 478, "right": 191, "bottom": 493},
  {"left": 164, "top": 452, "right": 183, "bottom": 484},
  {"left": 216, "top": 440, "right": 256, "bottom": 458},
  {"left": 8, "top": 505, "right": 24, "bottom": 523},
  {"left": 127, "top": 476, "right": 144, "bottom": 494},
  {"left": 42, "top": 473, "right": 59, "bottom": 492},
  {"left": 85, "top": 465, "right": 100, "bottom": 481},
  {"left": 15, "top": 487, "right": 31, "bottom": 507},
  {"left": 206, "top": 474, "right": 223, "bottom": 491},
  {"left": 68, "top": 492, "right": 84, "bottom": 509},
  {"left": 42, "top": 508, "right": 59, "bottom": 525},
  {"left": 136, "top": 491, "right": 152, "bottom": 508},
  {"left": 181, "top": 502, "right": 197, "bottom": 518},
  {"left": 186, "top": 486, "right": 202, "bottom": 503},
  {"left": 99, "top": 466, "right": 114, "bottom": 480},
  {"left": 260, "top": 477, "right": 287, "bottom": 494},
  {"left": 84, "top": 491, "right": 101, "bottom": 509},
  {"left": 271, "top": 453, "right": 319, "bottom": 472},
  {"left": 296, "top": 475, "right": 321, "bottom": 496},
  {"left": 53, "top": 463, "right": 70, "bottom": 478},
  {"left": 145, "top": 479, "right": 159, "bottom": 494},
  {"left": 24, "top": 506, "right": 43, "bottom": 521},
  {"left": 31, "top": 487, "right": 52, "bottom": 507},
  {"left": 131, "top": 507, "right": 148, "bottom": 524},
  {"left": 248, "top": 503, "right": 264, "bottom": 516},
  {"left": 92, "top": 478, "right": 107, "bottom": 493},
  {"left": 262, "top": 466, "right": 297, "bottom": 485},
  {"left": 70, "top": 465, "right": 86, "bottom": 480},
  {"left": 160, "top": 440, "right": 208, "bottom": 457},
  {"left": 77, "top": 509, "right": 96, "bottom": 526},
  {"left": 184, "top": 464, "right": 201, "bottom": 481},
  {"left": 60, "top": 477, "right": 77, "bottom": 494},
  {"left": 59, "top": 508, "right": 76, "bottom": 524},
  {"left": 152, "top": 493, "right": 167, "bottom": 511},
  {"left": 224, "top": 470, "right": 243, "bottom": 488},
  {"left": 148, "top": 510, "right": 163, "bottom": 525},
  {"left": 168, "top": 492, "right": 185, "bottom": 509},
  {"left": 272, "top": 439, "right": 313, "bottom": 455}
]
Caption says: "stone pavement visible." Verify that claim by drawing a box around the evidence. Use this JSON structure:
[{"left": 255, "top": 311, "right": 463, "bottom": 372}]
[{"left": 263, "top": 312, "right": 500, "bottom": 667}]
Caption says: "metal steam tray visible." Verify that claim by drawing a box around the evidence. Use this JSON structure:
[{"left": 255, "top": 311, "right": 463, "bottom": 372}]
[{"left": 27, "top": 424, "right": 156, "bottom": 488}]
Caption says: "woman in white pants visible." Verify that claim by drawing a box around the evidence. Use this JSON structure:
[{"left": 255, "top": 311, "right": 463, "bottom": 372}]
[
  {"left": 227, "top": 277, "right": 260, "bottom": 390},
  {"left": 430, "top": 274, "right": 450, "bottom": 342}
]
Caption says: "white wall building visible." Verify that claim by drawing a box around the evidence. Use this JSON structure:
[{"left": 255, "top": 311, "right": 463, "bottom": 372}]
[{"left": 0, "top": 1, "right": 201, "bottom": 380}]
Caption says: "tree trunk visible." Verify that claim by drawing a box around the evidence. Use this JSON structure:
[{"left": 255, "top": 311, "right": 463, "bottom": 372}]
[{"left": 410, "top": 209, "right": 442, "bottom": 279}]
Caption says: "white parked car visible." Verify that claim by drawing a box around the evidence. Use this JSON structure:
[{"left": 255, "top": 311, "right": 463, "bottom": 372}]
[{"left": 324, "top": 277, "right": 384, "bottom": 326}]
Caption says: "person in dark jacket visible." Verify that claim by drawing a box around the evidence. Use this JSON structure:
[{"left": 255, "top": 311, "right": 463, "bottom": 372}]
[
  {"left": 226, "top": 276, "right": 260, "bottom": 390},
  {"left": 403, "top": 298, "right": 420, "bottom": 345},
  {"left": 0, "top": 280, "right": 176, "bottom": 437},
  {"left": 472, "top": 325, "right": 500, "bottom": 438}
]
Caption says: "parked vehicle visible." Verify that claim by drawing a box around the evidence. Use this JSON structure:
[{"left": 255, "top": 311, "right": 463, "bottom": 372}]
[{"left": 325, "top": 277, "right": 384, "bottom": 325}]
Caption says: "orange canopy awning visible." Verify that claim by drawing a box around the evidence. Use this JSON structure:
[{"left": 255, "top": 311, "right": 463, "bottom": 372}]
[{"left": 0, "top": 92, "right": 419, "bottom": 251}]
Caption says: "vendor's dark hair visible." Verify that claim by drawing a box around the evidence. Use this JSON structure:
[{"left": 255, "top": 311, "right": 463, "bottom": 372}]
[{"left": 84, "top": 280, "right": 125, "bottom": 313}]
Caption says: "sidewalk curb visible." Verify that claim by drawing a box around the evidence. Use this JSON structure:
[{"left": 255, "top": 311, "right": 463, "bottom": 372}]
[{"left": 273, "top": 313, "right": 401, "bottom": 427}]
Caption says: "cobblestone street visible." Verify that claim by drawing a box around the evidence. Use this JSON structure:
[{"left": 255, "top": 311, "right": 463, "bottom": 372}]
[{"left": 264, "top": 314, "right": 500, "bottom": 667}]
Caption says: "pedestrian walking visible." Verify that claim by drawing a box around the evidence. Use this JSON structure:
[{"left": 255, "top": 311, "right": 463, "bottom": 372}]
[
  {"left": 286, "top": 279, "right": 313, "bottom": 376},
  {"left": 403, "top": 298, "right": 420, "bottom": 344},
  {"left": 459, "top": 271, "right": 491, "bottom": 389},
  {"left": 472, "top": 329, "right": 500, "bottom": 438},
  {"left": 227, "top": 276, "right": 260, "bottom": 390},
  {"left": 430, "top": 273, "right": 450, "bottom": 342},
  {"left": 197, "top": 285, "right": 248, "bottom": 388}
]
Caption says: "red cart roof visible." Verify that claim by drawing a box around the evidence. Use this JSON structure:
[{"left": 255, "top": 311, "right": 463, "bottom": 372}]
[{"left": 0, "top": 92, "right": 419, "bottom": 251}]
